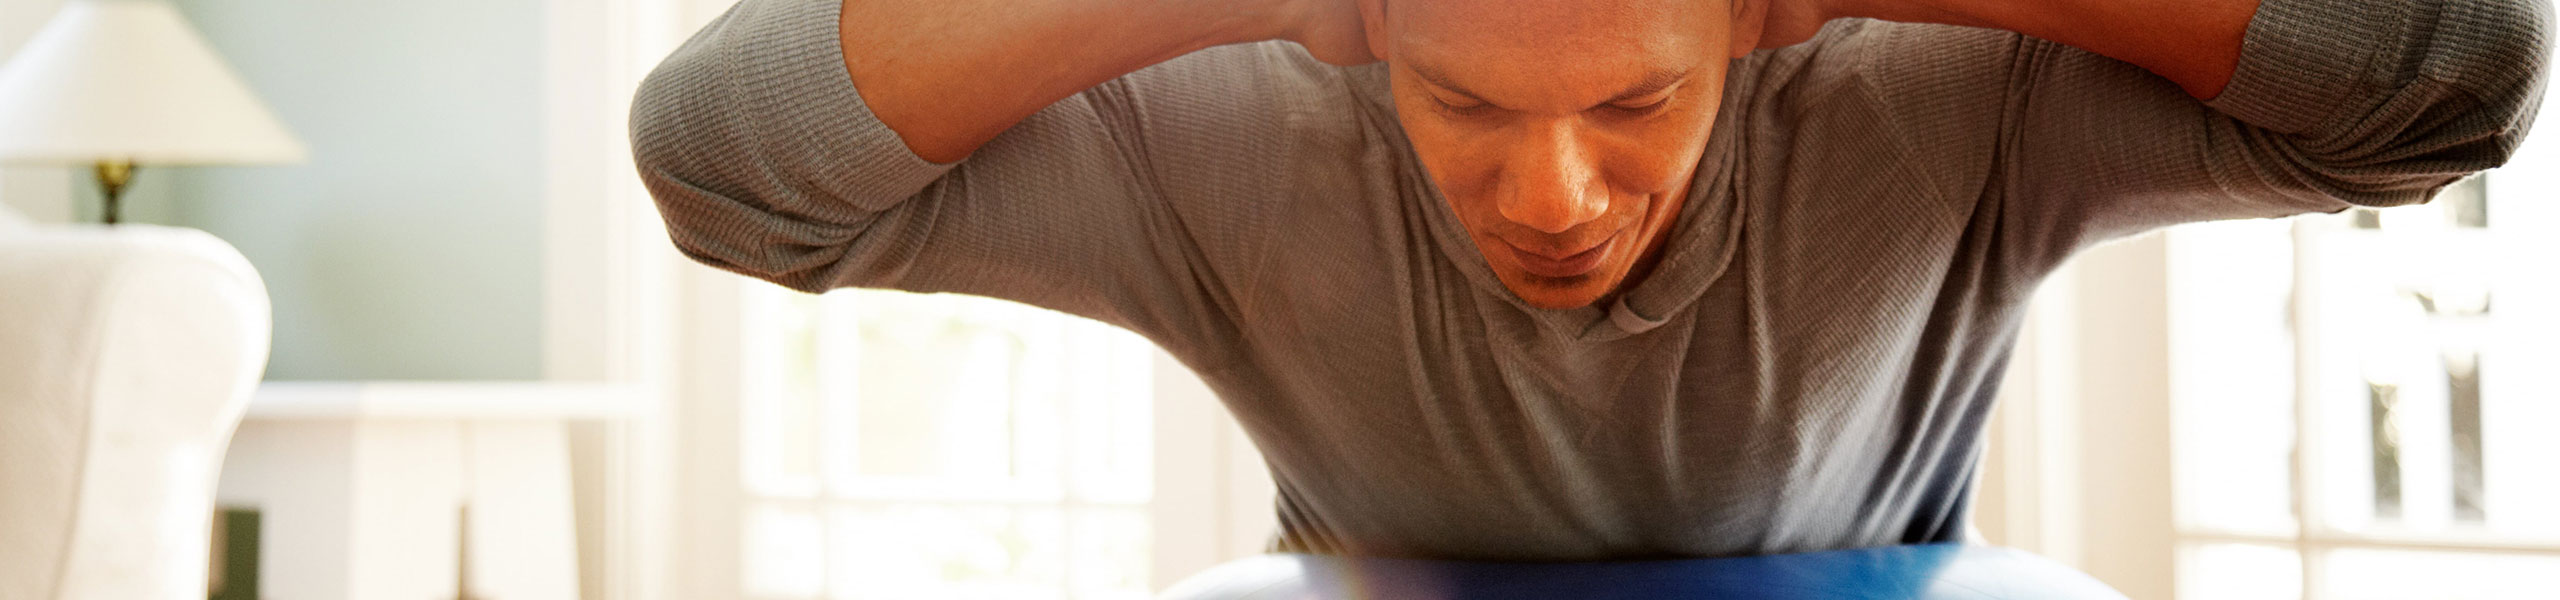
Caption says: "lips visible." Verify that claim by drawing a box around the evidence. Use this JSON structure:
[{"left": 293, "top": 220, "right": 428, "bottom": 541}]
[{"left": 1507, "top": 235, "right": 1617, "bottom": 279}]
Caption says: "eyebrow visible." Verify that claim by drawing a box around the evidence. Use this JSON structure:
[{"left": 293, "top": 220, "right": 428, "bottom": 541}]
[{"left": 1408, "top": 62, "right": 1693, "bottom": 107}]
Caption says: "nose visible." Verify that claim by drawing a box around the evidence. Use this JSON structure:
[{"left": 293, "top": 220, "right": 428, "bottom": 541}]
[{"left": 1496, "top": 121, "right": 1608, "bottom": 235}]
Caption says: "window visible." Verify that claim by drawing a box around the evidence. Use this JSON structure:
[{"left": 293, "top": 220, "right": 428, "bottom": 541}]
[
  {"left": 736, "top": 288, "right": 1160, "bottom": 600},
  {"left": 2168, "top": 170, "right": 2560, "bottom": 599}
]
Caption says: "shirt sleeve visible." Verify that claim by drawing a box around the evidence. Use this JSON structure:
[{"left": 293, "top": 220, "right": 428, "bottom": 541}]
[
  {"left": 1855, "top": 0, "right": 2549, "bottom": 279},
  {"left": 629, "top": 0, "right": 1314, "bottom": 363}
]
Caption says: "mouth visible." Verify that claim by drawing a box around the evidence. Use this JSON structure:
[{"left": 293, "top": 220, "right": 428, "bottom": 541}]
[{"left": 1506, "top": 234, "right": 1618, "bottom": 279}]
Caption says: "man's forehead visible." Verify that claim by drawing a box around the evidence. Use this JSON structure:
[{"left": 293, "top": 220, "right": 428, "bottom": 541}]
[
  {"left": 1387, "top": 0, "right": 1724, "bottom": 65},
  {"left": 1389, "top": 0, "right": 1727, "bottom": 37},
  {"left": 1387, "top": 0, "right": 1721, "bottom": 110}
]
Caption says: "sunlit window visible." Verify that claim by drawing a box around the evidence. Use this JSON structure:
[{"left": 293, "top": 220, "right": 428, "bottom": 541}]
[
  {"left": 738, "top": 288, "right": 1158, "bottom": 600},
  {"left": 2169, "top": 173, "right": 2560, "bottom": 598}
]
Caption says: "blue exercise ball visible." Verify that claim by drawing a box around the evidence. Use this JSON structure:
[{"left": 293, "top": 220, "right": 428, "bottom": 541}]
[{"left": 1159, "top": 543, "right": 2125, "bottom": 599}]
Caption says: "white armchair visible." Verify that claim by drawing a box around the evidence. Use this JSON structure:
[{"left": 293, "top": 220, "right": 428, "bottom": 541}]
[{"left": 0, "top": 222, "right": 270, "bottom": 600}]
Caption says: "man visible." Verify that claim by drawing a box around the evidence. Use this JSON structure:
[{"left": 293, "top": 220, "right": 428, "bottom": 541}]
[{"left": 632, "top": 0, "right": 2547, "bottom": 559}]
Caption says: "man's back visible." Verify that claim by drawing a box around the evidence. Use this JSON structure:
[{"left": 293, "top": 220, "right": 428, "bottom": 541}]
[{"left": 632, "top": 0, "right": 2546, "bottom": 559}]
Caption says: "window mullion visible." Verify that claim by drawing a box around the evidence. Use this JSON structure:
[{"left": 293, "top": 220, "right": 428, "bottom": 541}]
[
  {"left": 816, "top": 291, "right": 865, "bottom": 600},
  {"left": 1056, "top": 318, "right": 1077, "bottom": 598},
  {"left": 2289, "top": 218, "right": 2332, "bottom": 600}
]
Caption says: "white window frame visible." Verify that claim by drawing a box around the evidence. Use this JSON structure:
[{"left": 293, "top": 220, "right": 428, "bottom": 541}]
[
  {"left": 1983, "top": 93, "right": 2560, "bottom": 596},
  {"left": 666, "top": 277, "right": 1274, "bottom": 599},
  {"left": 2197, "top": 170, "right": 2560, "bottom": 598}
]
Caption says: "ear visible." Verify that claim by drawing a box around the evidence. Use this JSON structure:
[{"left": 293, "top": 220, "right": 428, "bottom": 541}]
[
  {"left": 1727, "top": 0, "right": 1769, "bottom": 58},
  {"left": 1360, "top": 0, "right": 1392, "bottom": 62}
]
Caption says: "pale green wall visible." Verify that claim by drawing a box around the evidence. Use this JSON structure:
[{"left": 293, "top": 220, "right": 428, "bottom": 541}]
[{"left": 114, "top": 0, "right": 547, "bottom": 380}]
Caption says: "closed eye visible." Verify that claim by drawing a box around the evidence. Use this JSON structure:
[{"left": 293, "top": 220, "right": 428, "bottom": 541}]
[
  {"left": 1603, "top": 96, "right": 1674, "bottom": 117},
  {"left": 1430, "top": 94, "right": 1498, "bottom": 118}
]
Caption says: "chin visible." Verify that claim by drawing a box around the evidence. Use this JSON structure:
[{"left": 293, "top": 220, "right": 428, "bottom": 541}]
[
  {"left": 1519, "top": 295, "right": 1599, "bottom": 310},
  {"left": 1503, "top": 273, "right": 1611, "bottom": 310}
]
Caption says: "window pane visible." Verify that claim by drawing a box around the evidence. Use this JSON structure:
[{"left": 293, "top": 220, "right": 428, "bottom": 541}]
[
  {"left": 2308, "top": 189, "right": 2560, "bottom": 540},
  {"left": 828, "top": 504, "right": 1067, "bottom": 600},
  {"left": 1068, "top": 508, "right": 1152, "bottom": 599},
  {"left": 745, "top": 291, "right": 825, "bottom": 496},
  {"left": 2178, "top": 542, "right": 2300, "bottom": 600},
  {"left": 2478, "top": 169, "right": 2560, "bottom": 541},
  {"left": 850, "top": 296, "right": 1023, "bottom": 479},
  {"left": 825, "top": 290, "right": 1065, "bottom": 499},
  {"left": 1065, "top": 319, "right": 1155, "bottom": 504},
  {"left": 2322, "top": 548, "right": 2560, "bottom": 600},
  {"left": 2307, "top": 212, "right": 2445, "bottom": 531},
  {"left": 2169, "top": 220, "right": 2299, "bottom": 536},
  {"left": 744, "top": 504, "right": 827, "bottom": 598},
  {"left": 740, "top": 287, "right": 1161, "bottom": 599}
]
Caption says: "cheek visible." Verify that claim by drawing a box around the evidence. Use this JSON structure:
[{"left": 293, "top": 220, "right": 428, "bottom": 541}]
[
  {"left": 1597, "top": 148, "right": 1680, "bottom": 195},
  {"left": 1395, "top": 113, "right": 1511, "bottom": 223},
  {"left": 1598, "top": 119, "right": 1717, "bottom": 198},
  {"left": 1397, "top": 113, "right": 1496, "bottom": 187}
]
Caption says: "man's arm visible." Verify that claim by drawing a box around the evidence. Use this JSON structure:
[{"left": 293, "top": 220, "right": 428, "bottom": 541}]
[
  {"left": 1773, "top": 0, "right": 2547, "bottom": 290},
  {"left": 842, "top": 0, "right": 1369, "bottom": 162},
  {"left": 632, "top": 0, "right": 1358, "bottom": 362},
  {"left": 1824, "top": 0, "right": 2260, "bottom": 99}
]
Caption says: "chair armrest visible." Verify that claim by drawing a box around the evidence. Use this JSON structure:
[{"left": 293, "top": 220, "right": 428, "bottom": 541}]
[{"left": 0, "top": 224, "right": 271, "bottom": 599}]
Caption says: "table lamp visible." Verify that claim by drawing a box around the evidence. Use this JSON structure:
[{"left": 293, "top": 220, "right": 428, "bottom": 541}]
[{"left": 0, "top": 0, "right": 304, "bottom": 224}]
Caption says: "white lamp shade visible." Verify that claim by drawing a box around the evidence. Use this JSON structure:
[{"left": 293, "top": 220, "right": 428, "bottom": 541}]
[{"left": 0, "top": 0, "right": 304, "bottom": 165}]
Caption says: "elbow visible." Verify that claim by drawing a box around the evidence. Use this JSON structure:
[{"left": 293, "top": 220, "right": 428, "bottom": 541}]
[
  {"left": 639, "top": 166, "right": 851, "bottom": 296},
  {"left": 664, "top": 233, "right": 840, "bottom": 295},
  {"left": 632, "top": 138, "right": 845, "bottom": 296},
  {"left": 622, "top": 16, "right": 867, "bottom": 296},
  {"left": 2435, "top": 0, "right": 2553, "bottom": 174},
  {"left": 629, "top": 107, "right": 893, "bottom": 297},
  {"left": 2467, "top": 10, "right": 2550, "bottom": 174},
  {"left": 627, "top": 62, "right": 706, "bottom": 198},
  {"left": 2297, "top": 89, "right": 2545, "bottom": 208},
  {"left": 629, "top": 80, "right": 758, "bottom": 287},
  {"left": 2298, "top": 1, "right": 2553, "bottom": 203},
  {"left": 628, "top": 67, "right": 841, "bottom": 295}
]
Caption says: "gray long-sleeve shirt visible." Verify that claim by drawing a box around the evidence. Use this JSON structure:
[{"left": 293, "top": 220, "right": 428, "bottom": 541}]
[{"left": 633, "top": 0, "right": 2547, "bottom": 560}]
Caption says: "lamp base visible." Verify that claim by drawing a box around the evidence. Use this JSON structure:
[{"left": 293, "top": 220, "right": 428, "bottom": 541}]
[{"left": 94, "top": 159, "right": 135, "bottom": 225}]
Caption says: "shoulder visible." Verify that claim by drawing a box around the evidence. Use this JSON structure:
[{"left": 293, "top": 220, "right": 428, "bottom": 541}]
[
  {"left": 1734, "top": 20, "right": 2033, "bottom": 210},
  {"left": 1742, "top": 19, "right": 2030, "bottom": 124},
  {"left": 1117, "top": 41, "right": 1395, "bottom": 212},
  {"left": 1099, "top": 43, "right": 1402, "bottom": 315}
]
